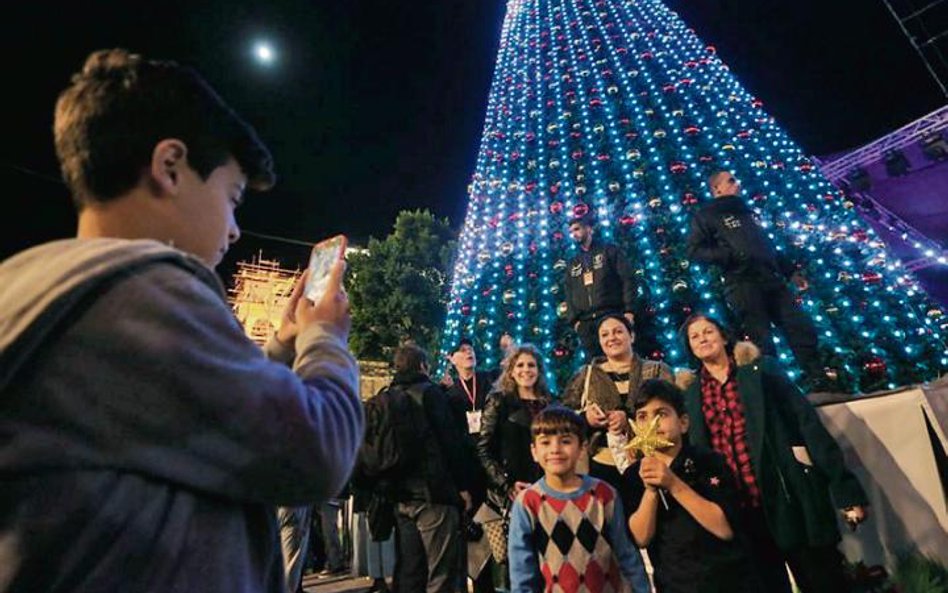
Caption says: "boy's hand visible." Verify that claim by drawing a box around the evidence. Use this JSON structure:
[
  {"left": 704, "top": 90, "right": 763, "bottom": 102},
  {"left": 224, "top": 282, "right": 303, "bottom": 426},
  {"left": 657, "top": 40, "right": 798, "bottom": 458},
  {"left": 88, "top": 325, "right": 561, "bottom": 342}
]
[
  {"left": 639, "top": 456, "right": 676, "bottom": 490},
  {"left": 296, "top": 259, "right": 350, "bottom": 341},
  {"left": 841, "top": 505, "right": 868, "bottom": 531},
  {"left": 275, "top": 270, "right": 308, "bottom": 345}
]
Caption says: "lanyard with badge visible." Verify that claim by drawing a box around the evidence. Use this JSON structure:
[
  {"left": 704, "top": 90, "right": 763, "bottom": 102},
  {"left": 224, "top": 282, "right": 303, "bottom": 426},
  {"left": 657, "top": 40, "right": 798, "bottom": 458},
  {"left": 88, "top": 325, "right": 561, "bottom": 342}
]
[
  {"left": 582, "top": 250, "right": 595, "bottom": 287},
  {"left": 461, "top": 374, "right": 482, "bottom": 434}
]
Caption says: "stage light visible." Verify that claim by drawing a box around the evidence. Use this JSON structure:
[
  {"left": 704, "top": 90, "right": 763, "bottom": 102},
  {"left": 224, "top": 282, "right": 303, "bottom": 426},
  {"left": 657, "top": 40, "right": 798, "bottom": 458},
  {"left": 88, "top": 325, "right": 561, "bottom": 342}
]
[
  {"left": 846, "top": 167, "right": 871, "bottom": 191},
  {"left": 921, "top": 132, "right": 948, "bottom": 161},
  {"left": 884, "top": 149, "right": 910, "bottom": 176}
]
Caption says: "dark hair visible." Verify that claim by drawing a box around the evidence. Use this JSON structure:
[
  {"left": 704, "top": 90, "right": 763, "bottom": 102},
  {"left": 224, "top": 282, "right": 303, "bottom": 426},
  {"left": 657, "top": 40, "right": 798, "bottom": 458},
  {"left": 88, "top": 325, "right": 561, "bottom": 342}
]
[
  {"left": 632, "top": 379, "right": 686, "bottom": 416},
  {"left": 568, "top": 213, "right": 595, "bottom": 228},
  {"left": 55, "top": 48, "right": 275, "bottom": 209},
  {"left": 394, "top": 343, "right": 428, "bottom": 374},
  {"left": 679, "top": 312, "right": 734, "bottom": 363},
  {"left": 496, "top": 343, "right": 553, "bottom": 399},
  {"left": 531, "top": 405, "right": 587, "bottom": 443},
  {"left": 596, "top": 313, "right": 634, "bottom": 336}
]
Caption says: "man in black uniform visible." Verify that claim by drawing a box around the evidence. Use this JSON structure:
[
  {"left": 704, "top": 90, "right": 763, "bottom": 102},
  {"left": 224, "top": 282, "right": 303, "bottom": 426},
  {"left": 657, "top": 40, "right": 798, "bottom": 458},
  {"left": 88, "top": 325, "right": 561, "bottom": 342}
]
[
  {"left": 564, "top": 213, "right": 637, "bottom": 357},
  {"left": 687, "top": 170, "right": 830, "bottom": 391}
]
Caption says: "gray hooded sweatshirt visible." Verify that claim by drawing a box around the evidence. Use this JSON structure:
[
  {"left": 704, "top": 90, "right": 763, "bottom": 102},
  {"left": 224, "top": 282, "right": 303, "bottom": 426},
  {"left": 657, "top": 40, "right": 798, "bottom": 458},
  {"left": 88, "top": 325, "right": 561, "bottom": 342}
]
[{"left": 0, "top": 238, "right": 363, "bottom": 593}]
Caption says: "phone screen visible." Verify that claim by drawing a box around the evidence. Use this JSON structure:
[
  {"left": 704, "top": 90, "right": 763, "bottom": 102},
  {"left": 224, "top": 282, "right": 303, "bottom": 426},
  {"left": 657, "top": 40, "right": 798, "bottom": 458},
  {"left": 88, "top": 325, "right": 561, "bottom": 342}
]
[{"left": 304, "top": 235, "right": 347, "bottom": 302}]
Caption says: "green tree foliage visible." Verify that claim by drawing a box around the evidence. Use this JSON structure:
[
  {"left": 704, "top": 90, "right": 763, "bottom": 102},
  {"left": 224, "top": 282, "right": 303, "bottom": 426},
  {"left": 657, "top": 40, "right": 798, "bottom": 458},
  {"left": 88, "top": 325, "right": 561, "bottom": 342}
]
[{"left": 346, "top": 209, "right": 456, "bottom": 361}]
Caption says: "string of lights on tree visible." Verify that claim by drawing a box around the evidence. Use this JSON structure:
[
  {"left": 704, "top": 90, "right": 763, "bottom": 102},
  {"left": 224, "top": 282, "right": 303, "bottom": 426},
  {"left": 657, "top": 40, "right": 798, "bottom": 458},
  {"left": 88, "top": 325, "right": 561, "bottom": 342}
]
[{"left": 440, "top": 0, "right": 947, "bottom": 392}]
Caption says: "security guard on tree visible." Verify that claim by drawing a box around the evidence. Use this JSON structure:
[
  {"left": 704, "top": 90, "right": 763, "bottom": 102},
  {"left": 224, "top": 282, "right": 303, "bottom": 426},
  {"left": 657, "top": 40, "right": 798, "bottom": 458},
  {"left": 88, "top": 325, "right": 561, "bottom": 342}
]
[
  {"left": 563, "top": 212, "right": 637, "bottom": 357},
  {"left": 687, "top": 170, "right": 833, "bottom": 392}
]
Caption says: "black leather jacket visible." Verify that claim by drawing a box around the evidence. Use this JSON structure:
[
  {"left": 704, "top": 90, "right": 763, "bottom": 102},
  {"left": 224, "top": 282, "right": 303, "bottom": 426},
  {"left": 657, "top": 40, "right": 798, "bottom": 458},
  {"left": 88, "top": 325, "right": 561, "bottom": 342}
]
[{"left": 475, "top": 390, "right": 546, "bottom": 508}]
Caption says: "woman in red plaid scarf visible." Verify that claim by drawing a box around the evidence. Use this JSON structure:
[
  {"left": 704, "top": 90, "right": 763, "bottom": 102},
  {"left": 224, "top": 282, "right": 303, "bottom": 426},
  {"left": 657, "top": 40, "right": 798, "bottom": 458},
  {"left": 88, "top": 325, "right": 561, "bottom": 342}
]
[{"left": 676, "top": 313, "right": 869, "bottom": 593}]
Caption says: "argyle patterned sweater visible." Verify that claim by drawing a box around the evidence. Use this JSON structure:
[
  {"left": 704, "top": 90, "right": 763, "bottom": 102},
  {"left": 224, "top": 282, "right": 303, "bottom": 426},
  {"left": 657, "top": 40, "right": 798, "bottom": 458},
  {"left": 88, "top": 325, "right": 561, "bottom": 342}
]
[{"left": 508, "top": 476, "right": 650, "bottom": 593}]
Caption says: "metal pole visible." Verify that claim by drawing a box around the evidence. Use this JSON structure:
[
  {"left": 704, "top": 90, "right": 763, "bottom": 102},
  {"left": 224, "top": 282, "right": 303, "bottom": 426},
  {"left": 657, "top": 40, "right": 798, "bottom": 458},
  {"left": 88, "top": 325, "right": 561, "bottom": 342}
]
[{"left": 881, "top": 0, "right": 948, "bottom": 97}]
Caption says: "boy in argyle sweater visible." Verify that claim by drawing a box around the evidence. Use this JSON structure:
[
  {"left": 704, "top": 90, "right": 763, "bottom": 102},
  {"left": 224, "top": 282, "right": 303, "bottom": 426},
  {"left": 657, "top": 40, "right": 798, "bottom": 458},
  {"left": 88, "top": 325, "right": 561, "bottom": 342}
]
[{"left": 508, "top": 405, "right": 650, "bottom": 593}]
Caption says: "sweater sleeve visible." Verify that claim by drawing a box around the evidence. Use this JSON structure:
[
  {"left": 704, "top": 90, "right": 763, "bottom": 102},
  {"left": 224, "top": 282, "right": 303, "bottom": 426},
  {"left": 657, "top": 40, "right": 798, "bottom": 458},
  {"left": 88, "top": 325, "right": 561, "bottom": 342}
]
[
  {"left": 263, "top": 332, "right": 295, "bottom": 366},
  {"left": 508, "top": 495, "right": 543, "bottom": 593},
  {"left": 560, "top": 367, "right": 588, "bottom": 410},
  {"left": 46, "top": 262, "right": 364, "bottom": 507},
  {"left": 608, "top": 495, "right": 651, "bottom": 592}
]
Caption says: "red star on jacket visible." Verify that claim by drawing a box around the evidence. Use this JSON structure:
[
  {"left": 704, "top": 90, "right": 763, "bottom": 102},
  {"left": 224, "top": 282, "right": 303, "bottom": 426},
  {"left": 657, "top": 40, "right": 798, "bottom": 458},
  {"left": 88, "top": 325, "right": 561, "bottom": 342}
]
[{"left": 709, "top": 476, "right": 720, "bottom": 487}]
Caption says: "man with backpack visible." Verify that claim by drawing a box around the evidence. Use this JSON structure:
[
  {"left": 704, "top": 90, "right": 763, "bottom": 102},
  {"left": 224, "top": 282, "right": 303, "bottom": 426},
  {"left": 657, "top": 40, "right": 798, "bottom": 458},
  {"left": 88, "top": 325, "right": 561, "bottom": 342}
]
[{"left": 358, "top": 343, "right": 476, "bottom": 593}]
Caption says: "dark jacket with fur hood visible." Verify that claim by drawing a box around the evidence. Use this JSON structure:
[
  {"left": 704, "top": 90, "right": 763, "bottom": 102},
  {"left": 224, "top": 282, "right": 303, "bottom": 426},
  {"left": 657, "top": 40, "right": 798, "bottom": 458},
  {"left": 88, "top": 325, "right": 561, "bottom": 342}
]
[{"left": 677, "top": 342, "right": 867, "bottom": 550}]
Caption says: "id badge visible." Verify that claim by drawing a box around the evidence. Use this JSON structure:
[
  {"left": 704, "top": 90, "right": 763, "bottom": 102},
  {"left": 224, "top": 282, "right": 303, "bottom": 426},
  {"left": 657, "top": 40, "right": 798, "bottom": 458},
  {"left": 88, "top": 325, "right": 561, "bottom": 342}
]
[
  {"left": 466, "top": 410, "right": 483, "bottom": 434},
  {"left": 583, "top": 270, "right": 594, "bottom": 286}
]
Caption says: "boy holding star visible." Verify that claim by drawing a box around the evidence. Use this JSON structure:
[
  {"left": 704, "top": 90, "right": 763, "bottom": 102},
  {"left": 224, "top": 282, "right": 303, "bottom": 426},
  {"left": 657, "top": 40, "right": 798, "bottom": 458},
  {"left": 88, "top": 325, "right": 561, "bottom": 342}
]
[{"left": 624, "top": 380, "right": 760, "bottom": 593}]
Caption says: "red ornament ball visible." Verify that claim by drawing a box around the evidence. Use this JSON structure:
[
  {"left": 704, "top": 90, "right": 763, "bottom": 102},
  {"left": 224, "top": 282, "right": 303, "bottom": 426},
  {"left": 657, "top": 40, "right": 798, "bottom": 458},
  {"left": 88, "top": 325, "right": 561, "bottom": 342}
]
[{"left": 863, "top": 357, "right": 887, "bottom": 378}]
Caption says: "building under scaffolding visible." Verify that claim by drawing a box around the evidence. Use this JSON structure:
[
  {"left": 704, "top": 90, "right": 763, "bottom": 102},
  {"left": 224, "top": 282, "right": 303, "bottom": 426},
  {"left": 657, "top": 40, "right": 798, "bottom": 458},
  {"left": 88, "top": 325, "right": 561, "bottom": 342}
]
[
  {"left": 228, "top": 248, "right": 393, "bottom": 397},
  {"left": 228, "top": 252, "right": 300, "bottom": 346}
]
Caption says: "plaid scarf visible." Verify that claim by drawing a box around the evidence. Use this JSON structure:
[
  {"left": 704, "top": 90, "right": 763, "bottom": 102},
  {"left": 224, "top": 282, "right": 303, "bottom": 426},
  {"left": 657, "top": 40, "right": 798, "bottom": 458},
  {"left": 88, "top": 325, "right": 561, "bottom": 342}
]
[{"left": 699, "top": 362, "right": 761, "bottom": 507}]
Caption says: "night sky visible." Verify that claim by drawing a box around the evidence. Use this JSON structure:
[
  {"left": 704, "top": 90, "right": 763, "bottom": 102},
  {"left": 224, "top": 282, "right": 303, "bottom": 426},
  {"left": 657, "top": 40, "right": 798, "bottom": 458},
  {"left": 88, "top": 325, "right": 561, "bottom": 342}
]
[{"left": 2, "top": 0, "right": 943, "bottom": 278}]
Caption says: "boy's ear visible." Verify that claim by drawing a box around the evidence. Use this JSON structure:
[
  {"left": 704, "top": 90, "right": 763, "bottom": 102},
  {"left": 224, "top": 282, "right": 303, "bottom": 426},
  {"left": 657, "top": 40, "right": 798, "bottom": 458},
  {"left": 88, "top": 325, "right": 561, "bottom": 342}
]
[
  {"left": 149, "top": 139, "right": 188, "bottom": 195},
  {"left": 530, "top": 442, "right": 540, "bottom": 464}
]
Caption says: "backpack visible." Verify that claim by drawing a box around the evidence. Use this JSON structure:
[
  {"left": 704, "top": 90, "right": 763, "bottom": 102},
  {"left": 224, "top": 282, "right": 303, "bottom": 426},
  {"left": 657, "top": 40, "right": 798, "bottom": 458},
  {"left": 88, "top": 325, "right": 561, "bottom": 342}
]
[{"left": 358, "top": 383, "right": 430, "bottom": 480}]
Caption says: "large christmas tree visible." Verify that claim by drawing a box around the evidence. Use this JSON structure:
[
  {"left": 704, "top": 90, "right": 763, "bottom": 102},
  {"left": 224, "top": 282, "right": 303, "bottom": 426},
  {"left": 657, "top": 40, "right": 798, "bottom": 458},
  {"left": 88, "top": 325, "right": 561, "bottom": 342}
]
[{"left": 440, "top": 0, "right": 947, "bottom": 393}]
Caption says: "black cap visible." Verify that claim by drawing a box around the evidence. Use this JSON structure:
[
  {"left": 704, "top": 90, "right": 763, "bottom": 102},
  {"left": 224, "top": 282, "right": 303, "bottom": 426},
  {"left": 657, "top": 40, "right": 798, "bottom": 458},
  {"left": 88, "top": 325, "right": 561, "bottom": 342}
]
[{"left": 452, "top": 337, "right": 474, "bottom": 354}]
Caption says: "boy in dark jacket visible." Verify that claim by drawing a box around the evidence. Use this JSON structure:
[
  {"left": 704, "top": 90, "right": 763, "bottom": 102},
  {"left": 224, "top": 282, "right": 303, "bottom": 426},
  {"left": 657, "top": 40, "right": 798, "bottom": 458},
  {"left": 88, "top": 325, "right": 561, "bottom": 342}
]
[{"left": 625, "top": 380, "right": 759, "bottom": 593}]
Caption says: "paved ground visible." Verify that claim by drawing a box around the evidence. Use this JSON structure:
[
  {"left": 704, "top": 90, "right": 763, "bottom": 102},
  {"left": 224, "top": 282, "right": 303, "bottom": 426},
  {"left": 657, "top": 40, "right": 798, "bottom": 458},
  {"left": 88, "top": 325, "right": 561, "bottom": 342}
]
[{"left": 303, "top": 574, "right": 378, "bottom": 593}]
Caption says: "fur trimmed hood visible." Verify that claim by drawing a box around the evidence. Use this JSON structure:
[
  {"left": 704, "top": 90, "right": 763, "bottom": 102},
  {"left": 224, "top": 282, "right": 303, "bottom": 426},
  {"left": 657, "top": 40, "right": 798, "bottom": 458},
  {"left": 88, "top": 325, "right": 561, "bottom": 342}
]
[{"left": 675, "top": 340, "right": 762, "bottom": 390}]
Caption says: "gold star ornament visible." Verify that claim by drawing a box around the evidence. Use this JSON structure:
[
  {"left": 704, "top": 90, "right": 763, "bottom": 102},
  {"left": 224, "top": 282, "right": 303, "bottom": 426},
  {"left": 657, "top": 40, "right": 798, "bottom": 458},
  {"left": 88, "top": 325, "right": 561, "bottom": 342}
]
[{"left": 624, "top": 416, "right": 674, "bottom": 458}]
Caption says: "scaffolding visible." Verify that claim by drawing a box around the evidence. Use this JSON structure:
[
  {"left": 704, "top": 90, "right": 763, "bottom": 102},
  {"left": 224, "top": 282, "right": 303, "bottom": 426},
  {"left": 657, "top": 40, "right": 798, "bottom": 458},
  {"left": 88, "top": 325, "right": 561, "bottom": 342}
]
[
  {"left": 815, "top": 105, "right": 948, "bottom": 272},
  {"left": 228, "top": 252, "right": 301, "bottom": 346},
  {"left": 882, "top": 0, "right": 948, "bottom": 97},
  {"left": 817, "top": 104, "right": 948, "bottom": 180}
]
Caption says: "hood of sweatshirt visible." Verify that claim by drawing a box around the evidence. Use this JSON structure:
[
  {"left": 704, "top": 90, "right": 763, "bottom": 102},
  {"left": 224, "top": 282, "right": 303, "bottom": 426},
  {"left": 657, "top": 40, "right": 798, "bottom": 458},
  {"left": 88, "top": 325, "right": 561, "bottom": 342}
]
[{"left": 0, "top": 237, "right": 220, "bottom": 390}]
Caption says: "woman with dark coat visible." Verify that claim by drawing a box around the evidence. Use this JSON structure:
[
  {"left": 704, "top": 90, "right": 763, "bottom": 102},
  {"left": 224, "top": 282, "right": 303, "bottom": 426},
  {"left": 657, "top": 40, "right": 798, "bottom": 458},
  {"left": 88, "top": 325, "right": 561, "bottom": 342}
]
[
  {"left": 678, "top": 312, "right": 869, "bottom": 593},
  {"left": 476, "top": 343, "right": 553, "bottom": 511}
]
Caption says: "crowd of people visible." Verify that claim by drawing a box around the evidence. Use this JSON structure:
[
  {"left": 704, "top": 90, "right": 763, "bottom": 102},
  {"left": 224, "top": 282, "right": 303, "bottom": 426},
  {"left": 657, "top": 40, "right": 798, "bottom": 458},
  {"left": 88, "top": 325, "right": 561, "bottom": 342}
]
[{"left": 0, "top": 47, "right": 870, "bottom": 593}]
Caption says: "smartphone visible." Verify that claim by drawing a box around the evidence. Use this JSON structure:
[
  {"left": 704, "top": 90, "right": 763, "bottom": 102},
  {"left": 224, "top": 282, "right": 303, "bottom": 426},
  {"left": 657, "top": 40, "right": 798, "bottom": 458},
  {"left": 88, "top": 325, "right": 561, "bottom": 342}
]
[{"left": 304, "top": 235, "right": 347, "bottom": 302}]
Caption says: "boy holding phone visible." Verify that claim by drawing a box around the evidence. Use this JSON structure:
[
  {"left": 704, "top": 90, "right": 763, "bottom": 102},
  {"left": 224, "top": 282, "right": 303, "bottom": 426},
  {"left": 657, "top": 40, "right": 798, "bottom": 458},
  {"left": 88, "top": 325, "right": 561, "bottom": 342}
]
[{"left": 0, "top": 48, "right": 362, "bottom": 593}]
